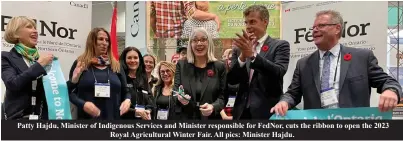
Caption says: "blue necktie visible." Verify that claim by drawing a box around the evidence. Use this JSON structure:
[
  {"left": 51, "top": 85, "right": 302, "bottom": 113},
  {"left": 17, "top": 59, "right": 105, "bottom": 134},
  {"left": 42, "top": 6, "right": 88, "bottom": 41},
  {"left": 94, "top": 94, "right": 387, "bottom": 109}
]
[{"left": 321, "top": 51, "right": 332, "bottom": 91}]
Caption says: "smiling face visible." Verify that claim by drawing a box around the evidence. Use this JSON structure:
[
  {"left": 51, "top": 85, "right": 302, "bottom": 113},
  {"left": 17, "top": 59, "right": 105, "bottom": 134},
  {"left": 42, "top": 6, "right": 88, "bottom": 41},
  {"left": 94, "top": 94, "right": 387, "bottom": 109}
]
[
  {"left": 94, "top": 30, "right": 109, "bottom": 56},
  {"left": 312, "top": 14, "right": 341, "bottom": 50},
  {"left": 144, "top": 56, "right": 155, "bottom": 74},
  {"left": 17, "top": 23, "right": 38, "bottom": 48},
  {"left": 191, "top": 31, "right": 208, "bottom": 58},
  {"left": 159, "top": 64, "right": 173, "bottom": 84},
  {"left": 245, "top": 11, "right": 268, "bottom": 40},
  {"left": 125, "top": 50, "right": 140, "bottom": 71}
]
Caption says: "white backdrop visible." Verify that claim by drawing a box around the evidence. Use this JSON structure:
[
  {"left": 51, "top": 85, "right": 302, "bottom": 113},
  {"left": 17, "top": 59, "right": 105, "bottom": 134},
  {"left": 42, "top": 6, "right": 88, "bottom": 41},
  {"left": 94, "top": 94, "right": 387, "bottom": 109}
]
[
  {"left": 281, "top": 1, "right": 388, "bottom": 109},
  {"left": 1, "top": 1, "right": 92, "bottom": 105},
  {"left": 126, "top": 1, "right": 147, "bottom": 55}
]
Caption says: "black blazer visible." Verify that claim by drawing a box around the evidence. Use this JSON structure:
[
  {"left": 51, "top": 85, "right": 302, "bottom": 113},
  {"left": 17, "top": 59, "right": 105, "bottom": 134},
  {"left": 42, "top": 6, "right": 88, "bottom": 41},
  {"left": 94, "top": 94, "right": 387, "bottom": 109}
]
[
  {"left": 151, "top": 85, "right": 179, "bottom": 120},
  {"left": 1, "top": 48, "right": 48, "bottom": 120},
  {"left": 281, "top": 46, "right": 402, "bottom": 109},
  {"left": 174, "top": 60, "right": 226, "bottom": 120},
  {"left": 227, "top": 36, "right": 290, "bottom": 119}
]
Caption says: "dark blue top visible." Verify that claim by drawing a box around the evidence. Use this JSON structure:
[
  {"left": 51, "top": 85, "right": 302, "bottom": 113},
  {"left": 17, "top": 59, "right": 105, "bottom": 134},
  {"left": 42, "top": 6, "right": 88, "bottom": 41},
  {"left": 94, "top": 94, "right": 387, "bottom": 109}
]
[{"left": 69, "top": 61, "right": 130, "bottom": 120}]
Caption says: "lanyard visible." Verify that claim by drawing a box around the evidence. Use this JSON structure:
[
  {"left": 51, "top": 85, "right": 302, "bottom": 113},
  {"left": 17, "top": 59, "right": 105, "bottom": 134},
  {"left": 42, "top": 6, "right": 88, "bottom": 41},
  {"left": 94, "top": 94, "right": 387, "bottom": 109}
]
[
  {"left": 158, "top": 95, "right": 171, "bottom": 110},
  {"left": 333, "top": 51, "right": 341, "bottom": 83},
  {"left": 91, "top": 67, "right": 110, "bottom": 83}
]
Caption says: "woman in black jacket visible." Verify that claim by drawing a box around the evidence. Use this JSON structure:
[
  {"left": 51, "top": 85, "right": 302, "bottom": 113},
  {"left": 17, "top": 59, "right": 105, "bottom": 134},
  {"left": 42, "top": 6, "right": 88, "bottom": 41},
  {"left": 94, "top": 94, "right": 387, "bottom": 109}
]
[
  {"left": 119, "top": 47, "right": 153, "bottom": 120},
  {"left": 151, "top": 61, "right": 178, "bottom": 120},
  {"left": 174, "top": 27, "right": 226, "bottom": 120}
]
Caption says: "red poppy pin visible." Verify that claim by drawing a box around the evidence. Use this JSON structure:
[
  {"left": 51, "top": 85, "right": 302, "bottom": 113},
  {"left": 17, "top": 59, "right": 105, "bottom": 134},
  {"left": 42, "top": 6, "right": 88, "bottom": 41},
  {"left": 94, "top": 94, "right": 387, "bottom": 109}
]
[
  {"left": 207, "top": 69, "right": 214, "bottom": 77},
  {"left": 344, "top": 53, "right": 352, "bottom": 61},
  {"left": 262, "top": 45, "right": 269, "bottom": 52}
]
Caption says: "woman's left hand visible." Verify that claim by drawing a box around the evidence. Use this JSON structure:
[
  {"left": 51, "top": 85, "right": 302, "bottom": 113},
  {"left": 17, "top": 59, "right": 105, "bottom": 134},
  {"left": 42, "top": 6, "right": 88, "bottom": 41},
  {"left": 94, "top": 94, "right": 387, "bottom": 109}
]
[
  {"left": 199, "top": 103, "right": 214, "bottom": 116},
  {"left": 120, "top": 99, "right": 131, "bottom": 115}
]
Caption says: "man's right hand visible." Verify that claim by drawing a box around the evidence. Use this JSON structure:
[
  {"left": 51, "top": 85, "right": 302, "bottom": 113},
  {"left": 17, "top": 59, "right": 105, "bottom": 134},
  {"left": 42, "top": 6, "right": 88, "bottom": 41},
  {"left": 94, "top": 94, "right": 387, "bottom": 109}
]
[
  {"left": 37, "top": 53, "right": 54, "bottom": 67},
  {"left": 270, "top": 101, "right": 289, "bottom": 116},
  {"left": 83, "top": 102, "right": 101, "bottom": 117}
]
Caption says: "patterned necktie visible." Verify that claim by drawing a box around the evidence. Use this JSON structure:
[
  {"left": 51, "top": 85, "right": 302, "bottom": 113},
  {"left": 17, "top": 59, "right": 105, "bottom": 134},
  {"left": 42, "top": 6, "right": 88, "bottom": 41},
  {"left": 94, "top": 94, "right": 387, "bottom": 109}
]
[{"left": 321, "top": 51, "right": 332, "bottom": 91}]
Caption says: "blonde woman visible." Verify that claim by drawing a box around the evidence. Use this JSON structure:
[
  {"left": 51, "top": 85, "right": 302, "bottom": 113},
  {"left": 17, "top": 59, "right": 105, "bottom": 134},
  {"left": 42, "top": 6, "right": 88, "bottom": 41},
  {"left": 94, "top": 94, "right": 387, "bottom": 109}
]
[
  {"left": 2, "top": 16, "right": 53, "bottom": 120},
  {"left": 68, "top": 27, "right": 131, "bottom": 120},
  {"left": 151, "top": 61, "right": 177, "bottom": 120},
  {"left": 174, "top": 27, "right": 226, "bottom": 120}
]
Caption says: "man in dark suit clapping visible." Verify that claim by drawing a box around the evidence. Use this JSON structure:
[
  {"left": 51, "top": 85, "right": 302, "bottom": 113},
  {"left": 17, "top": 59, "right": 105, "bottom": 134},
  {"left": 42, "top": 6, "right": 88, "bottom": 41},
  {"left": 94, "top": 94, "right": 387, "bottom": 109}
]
[
  {"left": 227, "top": 5, "right": 290, "bottom": 119},
  {"left": 271, "top": 10, "right": 402, "bottom": 116}
]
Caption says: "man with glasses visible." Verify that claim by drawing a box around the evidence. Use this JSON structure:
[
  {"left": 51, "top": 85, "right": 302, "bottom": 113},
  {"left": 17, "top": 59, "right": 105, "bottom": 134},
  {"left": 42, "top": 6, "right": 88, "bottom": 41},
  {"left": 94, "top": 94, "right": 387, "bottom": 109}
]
[{"left": 271, "top": 10, "right": 402, "bottom": 116}]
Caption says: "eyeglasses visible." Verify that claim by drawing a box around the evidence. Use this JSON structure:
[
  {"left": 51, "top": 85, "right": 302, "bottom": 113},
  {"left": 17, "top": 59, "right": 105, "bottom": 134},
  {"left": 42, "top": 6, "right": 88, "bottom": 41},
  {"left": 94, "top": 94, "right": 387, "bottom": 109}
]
[
  {"left": 160, "top": 70, "right": 171, "bottom": 75},
  {"left": 192, "top": 38, "right": 208, "bottom": 44},
  {"left": 312, "top": 24, "right": 337, "bottom": 30}
]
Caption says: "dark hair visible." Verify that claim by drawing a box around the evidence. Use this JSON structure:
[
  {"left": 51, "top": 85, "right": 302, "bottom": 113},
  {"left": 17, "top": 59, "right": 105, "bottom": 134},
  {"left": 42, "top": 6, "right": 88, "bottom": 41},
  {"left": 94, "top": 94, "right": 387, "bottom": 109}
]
[
  {"left": 143, "top": 54, "right": 156, "bottom": 68},
  {"left": 119, "top": 46, "right": 148, "bottom": 90},
  {"left": 243, "top": 5, "right": 270, "bottom": 23}
]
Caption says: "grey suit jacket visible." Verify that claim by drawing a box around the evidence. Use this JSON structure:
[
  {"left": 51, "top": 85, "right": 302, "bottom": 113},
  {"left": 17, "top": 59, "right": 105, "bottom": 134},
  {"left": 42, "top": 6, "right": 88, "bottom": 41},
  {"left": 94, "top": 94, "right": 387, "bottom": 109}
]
[{"left": 281, "top": 45, "right": 402, "bottom": 109}]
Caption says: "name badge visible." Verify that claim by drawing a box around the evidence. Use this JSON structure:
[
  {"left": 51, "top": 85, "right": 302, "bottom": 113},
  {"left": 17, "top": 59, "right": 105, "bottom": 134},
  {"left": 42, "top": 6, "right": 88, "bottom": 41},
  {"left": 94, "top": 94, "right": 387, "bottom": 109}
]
[
  {"left": 320, "top": 88, "right": 338, "bottom": 107},
  {"left": 135, "top": 105, "right": 145, "bottom": 118},
  {"left": 29, "top": 115, "right": 39, "bottom": 120},
  {"left": 127, "top": 84, "right": 133, "bottom": 88},
  {"left": 157, "top": 109, "right": 169, "bottom": 120},
  {"left": 94, "top": 83, "right": 110, "bottom": 98},
  {"left": 226, "top": 96, "right": 236, "bottom": 108}
]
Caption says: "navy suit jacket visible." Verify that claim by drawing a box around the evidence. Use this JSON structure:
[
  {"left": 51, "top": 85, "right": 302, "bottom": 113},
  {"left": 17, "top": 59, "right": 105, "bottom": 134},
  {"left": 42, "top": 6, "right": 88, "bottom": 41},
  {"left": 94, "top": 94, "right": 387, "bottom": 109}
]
[
  {"left": 1, "top": 48, "right": 48, "bottom": 119},
  {"left": 227, "top": 36, "right": 290, "bottom": 119}
]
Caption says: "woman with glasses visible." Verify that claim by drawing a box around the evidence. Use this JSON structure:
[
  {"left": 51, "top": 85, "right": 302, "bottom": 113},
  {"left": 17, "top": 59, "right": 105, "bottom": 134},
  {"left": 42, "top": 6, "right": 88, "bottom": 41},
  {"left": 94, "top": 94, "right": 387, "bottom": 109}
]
[
  {"left": 174, "top": 27, "right": 226, "bottom": 120},
  {"left": 151, "top": 61, "right": 177, "bottom": 120}
]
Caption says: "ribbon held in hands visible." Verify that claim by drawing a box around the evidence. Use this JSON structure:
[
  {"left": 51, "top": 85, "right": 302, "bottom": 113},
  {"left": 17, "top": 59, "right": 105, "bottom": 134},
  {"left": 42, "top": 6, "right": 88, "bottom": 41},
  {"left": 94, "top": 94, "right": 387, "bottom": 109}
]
[{"left": 173, "top": 85, "right": 190, "bottom": 101}]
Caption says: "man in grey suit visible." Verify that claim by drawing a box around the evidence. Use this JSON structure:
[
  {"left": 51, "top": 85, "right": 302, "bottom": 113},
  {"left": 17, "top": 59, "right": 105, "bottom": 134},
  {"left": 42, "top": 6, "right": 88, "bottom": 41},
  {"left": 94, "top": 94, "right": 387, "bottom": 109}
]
[{"left": 271, "top": 10, "right": 402, "bottom": 116}]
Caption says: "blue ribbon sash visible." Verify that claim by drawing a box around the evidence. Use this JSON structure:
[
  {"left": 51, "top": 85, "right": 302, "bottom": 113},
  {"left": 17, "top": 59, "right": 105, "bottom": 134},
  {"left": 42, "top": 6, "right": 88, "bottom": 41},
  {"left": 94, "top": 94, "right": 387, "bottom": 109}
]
[
  {"left": 42, "top": 59, "right": 72, "bottom": 120},
  {"left": 270, "top": 107, "right": 392, "bottom": 120}
]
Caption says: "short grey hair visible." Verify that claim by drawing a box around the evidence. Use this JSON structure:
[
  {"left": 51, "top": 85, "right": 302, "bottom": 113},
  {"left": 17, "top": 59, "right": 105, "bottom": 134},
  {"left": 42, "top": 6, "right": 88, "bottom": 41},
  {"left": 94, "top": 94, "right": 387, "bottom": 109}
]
[
  {"left": 243, "top": 5, "right": 270, "bottom": 22},
  {"left": 187, "top": 27, "right": 217, "bottom": 64},
  {"left": 316, "top": 10, "right": 344, "bottom": 38}
]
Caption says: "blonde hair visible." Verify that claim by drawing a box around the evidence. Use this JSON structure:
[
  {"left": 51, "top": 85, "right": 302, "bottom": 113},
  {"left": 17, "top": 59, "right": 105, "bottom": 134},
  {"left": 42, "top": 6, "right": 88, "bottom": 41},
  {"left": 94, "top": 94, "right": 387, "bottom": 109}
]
[
  {"left": 186, "top": 27, "right": 217, "bottom": 64},
  {"left": 77, "top": 27, "right": 120, "bottom": 73},
  {"left": 152, "top": 61, "right": 176, "bottom": 96},
  {"left": 4, "top": 16, "right": 36, "bottom": 44},
  {"left": 223, "top": 48, "right": 233, "bottom": 59}
]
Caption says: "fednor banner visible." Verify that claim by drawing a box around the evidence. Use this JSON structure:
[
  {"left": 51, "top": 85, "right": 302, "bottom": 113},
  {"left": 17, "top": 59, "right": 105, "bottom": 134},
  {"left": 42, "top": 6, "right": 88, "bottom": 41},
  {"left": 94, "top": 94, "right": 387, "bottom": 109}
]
[{"left": 270, "top": 107, "right": 392, "bottom": 120}]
